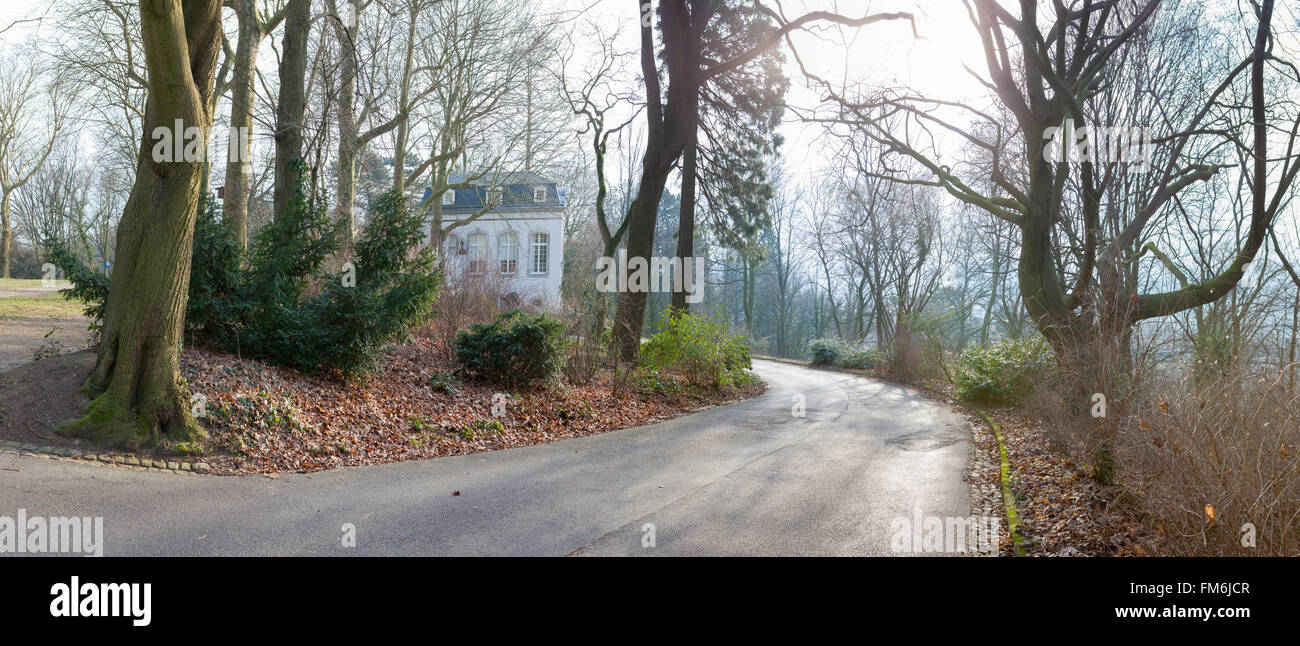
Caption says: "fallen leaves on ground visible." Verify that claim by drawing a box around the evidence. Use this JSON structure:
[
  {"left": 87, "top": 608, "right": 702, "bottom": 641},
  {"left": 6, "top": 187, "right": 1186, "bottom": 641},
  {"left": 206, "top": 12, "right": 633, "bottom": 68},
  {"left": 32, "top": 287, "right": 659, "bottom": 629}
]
[
  {"left": 978, "top": 405, "right": 1153, "bottom": 556},
  {"left": 864, "top": 371, "right": 1151, "bottom": 556},
  {"left": 180, "top": 340, "right": 764, "bottom": 475}
]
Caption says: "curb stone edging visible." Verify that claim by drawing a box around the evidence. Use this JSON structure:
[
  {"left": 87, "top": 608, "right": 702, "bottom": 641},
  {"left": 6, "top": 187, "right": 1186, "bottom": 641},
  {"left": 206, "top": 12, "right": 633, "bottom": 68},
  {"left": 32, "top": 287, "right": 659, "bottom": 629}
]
[
  {"left": 0, "top": 440, "right": 209, "bottom": 474},
  {"left": 941, "top": 400, "right": 1028, "bottom": 558},
  {"left": 752, "top": 354, "right": 1029, "bottom": 557}
]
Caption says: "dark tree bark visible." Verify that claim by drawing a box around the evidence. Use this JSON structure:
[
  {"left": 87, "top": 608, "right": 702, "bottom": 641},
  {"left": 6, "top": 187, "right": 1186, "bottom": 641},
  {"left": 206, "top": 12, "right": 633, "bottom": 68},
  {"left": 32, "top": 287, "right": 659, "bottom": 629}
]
[
  {"left": 670, "top": 126, "right": 697, "bottom": 313},
  {"left": 273, "top": 0, "right": 310, "bottom": 222},
  {"left": 61, "top": 0, "right": 223, "bottom": 448},
  {"left": 328, "top": 0, "right": 359, "bottom": 243},
  {"left": 610, "top": 0, "right": 915, "bottom": 360}
]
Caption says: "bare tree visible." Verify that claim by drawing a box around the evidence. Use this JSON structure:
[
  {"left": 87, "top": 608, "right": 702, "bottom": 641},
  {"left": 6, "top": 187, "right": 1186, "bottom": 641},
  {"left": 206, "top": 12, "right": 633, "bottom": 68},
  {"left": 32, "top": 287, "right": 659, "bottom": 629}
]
[
  {"left": 790, "top": 0, "right": 1300, "bottom": 482},
  {"left": 0, "top": 53, "right": 68, "bottom": 278},
  {"left": 325, "top": 0, "right": 440, "bottom": 241},
  {"left": 11, "top": 145, "right": 112, "bottom": 268},
  {"left": 555, "top": 17, "right": 640, "bottom": 259},
  {"left": 609, "top": 0, "right": 917, "bottom": 360},
  {"left": 792, "top": 1, "right": 1299, "bottom": 371},
  {"left": 762, "top": 163, "right": 806, "bottom": 356},
  {"left": 222, "top": 0, "right": 286, "bottom": 247},
  {"left": 45, "top": 0, "right": 147, "bottom": 177},
  {"left": 404, "top": 0, "right": 553, "bottom": 239},
  {"left": 272, "top": 0, "right": 310, "bottom": 221}
]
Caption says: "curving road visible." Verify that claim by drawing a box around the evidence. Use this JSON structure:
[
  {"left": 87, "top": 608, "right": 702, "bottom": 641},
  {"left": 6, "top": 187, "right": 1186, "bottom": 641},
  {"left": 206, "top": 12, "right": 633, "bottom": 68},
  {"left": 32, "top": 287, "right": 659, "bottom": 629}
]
[{"left": 0, "top": 360, "right": 971, "bottom": 556}]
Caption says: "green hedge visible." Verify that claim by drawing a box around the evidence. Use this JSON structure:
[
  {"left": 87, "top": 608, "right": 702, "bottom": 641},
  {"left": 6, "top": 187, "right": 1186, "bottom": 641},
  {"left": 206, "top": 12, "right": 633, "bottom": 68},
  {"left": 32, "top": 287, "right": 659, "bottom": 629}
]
[
  {"left": 806, "top": 338, "right": 880, "bottom": 369},
  {"left": 45, "top": 174, "right": 440, "bottom": 378},
  {"left": 640, "top": 309, "right": 752, "bottom": 388},
  {"left": 954, "top": 337, "right": 1055, "bottom": 404},
  {"left": 454, "top": 310, "right": 569, "bottom": 387}
]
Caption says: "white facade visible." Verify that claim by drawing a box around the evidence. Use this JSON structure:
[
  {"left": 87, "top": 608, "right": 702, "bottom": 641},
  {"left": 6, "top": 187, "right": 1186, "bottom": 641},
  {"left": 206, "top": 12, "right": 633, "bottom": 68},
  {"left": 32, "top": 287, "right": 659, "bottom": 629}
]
[
  {"left": 440, "top": 211, "right": 565, "bottom": 306},
  {"left": 429, "top": 173, "right": 566, "bottom": 306}
]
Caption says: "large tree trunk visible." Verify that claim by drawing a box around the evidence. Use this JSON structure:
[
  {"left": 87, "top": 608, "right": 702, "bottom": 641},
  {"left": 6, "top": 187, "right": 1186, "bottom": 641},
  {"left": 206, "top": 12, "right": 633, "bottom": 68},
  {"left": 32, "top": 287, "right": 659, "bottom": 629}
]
[
  {"left": 610, "top": 0, "right": 695, "bottom": 360},
  {"left": 330, "top": 0, "right": 359, "bottom": 243},
  {"left": 60, "top": 0, "right": 222, "bottom": 449},
  {"left": 612, "top": 157, "right": 675, "bottom": 360},
  {"left": 273, "top": 0, "right": 310, "bottom": 222},
  {"left": 1, "top": 192, "right": 11, "bottom": 279},
  {"left": 221, "top": 0, "right": 262, "bottom": 248},
  {"left": 670, "top": 128, "right": 697, "bottom": 313}
]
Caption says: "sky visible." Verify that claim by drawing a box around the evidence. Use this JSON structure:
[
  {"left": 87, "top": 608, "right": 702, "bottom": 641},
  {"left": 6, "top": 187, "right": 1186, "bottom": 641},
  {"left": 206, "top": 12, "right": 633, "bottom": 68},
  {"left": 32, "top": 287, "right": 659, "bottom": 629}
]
[
  {"left": 545, "top": 0, "right": 989, "bottom": 185},
  {"left": 776, "top": 0, "right": 989, "bottom": 179},
  {"left": 0, "top": 3, "right": 47, "bottom": 41},
  {"left": 0, "top": 0, "right": 985, "bottom": 183},
  {"left": 3, "top": 0, "right": 1293, "bottom": 225}
]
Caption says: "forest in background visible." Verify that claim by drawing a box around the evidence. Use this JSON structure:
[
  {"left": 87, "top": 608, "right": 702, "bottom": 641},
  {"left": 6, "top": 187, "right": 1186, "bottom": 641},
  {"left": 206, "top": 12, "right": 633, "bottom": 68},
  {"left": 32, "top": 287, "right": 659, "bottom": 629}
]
[{"left": 0, "top": 0, "right": 1298, "bottom": 555}]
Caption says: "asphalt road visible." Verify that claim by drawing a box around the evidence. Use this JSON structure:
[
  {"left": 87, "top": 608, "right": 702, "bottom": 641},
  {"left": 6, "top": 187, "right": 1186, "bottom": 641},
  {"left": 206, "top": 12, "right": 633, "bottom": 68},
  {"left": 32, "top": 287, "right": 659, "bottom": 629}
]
[{"left": 0, "top": 360, "right": 970, "bottom": 556}]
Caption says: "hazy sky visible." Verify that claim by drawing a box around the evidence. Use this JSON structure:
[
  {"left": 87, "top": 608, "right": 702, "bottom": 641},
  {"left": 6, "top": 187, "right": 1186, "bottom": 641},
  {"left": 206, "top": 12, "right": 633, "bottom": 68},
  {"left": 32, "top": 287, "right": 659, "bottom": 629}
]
[
  {"left": 547, "top": 0, "right": 988, "bottom": 184},
  {"left": 0, "top": 1, "right": 984, "bottom": 182},
  {"left": 775, "top": 0, "right": 989, "bottom": 179}
]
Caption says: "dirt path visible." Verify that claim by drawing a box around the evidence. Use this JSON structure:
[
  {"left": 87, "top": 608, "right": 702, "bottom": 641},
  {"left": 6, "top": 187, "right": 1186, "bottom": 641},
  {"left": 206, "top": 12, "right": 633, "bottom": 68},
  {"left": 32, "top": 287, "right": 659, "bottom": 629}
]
[
  {"left": 0, "top": 286, "right": 60, "bottom": 298},
  {"left": 0, "top": 283, "right": 92, "bottom": 371}
]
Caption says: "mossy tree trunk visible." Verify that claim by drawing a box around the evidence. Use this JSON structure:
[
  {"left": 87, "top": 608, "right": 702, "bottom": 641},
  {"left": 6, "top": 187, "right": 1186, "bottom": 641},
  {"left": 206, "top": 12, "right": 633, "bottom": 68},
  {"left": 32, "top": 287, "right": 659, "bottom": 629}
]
[
  {"left": 328, "top": 0, "right": 359, "bottom": 244},
  {"left": 273, "top": 0, "right": 310, "bottom": 223},
  {"left": 61, "top": 0, "right": 223, "bottom": 450},
  {"left": 0, "top": 192, "right": 11, "bottom": 279}
]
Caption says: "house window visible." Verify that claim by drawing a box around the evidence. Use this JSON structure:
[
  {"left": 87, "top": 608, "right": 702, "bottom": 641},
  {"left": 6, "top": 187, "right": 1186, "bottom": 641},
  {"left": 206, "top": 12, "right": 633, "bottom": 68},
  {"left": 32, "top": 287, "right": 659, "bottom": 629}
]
[
  {"left": 498, "top": 233, "right": 518, "bottom": 275},
  {"left": 487, "top": 186, "right": 503, "bottom": 205},
  {"left": 441, "top": 189, "right": 455, "bottom": 206},
  {"left": 533, "top": 186, "right": 547, "bottom": 203},
  {"left": 468, "top": 233, "right": 487, "bottom": 274},
  {"left": 530, "top": 232, "right": 549, "bottom": 275},
  {"left": 446, "top": 235, "right": 466, "bottom": 256}
]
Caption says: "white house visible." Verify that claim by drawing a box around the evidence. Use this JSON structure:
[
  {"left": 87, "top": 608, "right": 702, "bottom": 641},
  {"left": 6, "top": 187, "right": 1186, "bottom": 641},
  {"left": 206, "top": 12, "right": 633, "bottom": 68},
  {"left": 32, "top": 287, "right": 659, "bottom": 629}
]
[{"left": 424, "top": 171, "right": 566, "bottom": 306}]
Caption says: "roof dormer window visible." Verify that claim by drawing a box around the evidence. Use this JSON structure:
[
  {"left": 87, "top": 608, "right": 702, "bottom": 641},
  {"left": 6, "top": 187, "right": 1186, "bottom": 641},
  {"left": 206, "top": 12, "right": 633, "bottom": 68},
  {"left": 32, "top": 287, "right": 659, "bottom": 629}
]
[
  {"left": 441, "top": 189, "right": 455, "bottom": 206},
  {"left": 533, "top": 186, "right": 547, "bottom": 203}
]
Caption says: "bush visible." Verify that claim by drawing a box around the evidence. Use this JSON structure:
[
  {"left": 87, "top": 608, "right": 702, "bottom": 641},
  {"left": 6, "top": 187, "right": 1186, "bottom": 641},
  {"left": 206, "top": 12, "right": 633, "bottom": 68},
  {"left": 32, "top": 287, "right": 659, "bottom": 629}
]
[
  {"left": 414, "top": 255, "right": 515, "bottom": 359},
  {"left": 889, "top": 311, "right": 953, "bottom": 381},
  {"left": 808, "top": 338, "right": 839, "bottom": 365},
  {"left": 837, "top": 344, "right": 879, "bottom": 370},
  {"left": 954, "top": 336, "right": 1055, "bottom": 404},
  {"left": 629, "top": 366, "right": 683, "bottom": 396},
  {"left": 454, "top": 310, "right": 569, "bottom": 387},
  {"left": 45, "top": 173, "right": 441, "bottom": 379},
  {"left": 640, "top": 309, "right": 752, "bottom": 388},
  {"left": 287, "top": 190, "right": 441, "bottom": 375},
  {"left": 186, "top": 194, "right": 249, "bottom": 346},
  {"left": 563, "top": 316, "right": 607, "bottom": 386},
  {"left": 42, "top": 237, "right": 109, "bottom": 339},
  {"left": 428, "top": 371, "right": 460, "bottom": 395},
  {"left": 1122, "top": 370, "right": 1300, "bottom": 556},
  {"left": 807, "top": 338, "right": 879, "bottom": 369}
]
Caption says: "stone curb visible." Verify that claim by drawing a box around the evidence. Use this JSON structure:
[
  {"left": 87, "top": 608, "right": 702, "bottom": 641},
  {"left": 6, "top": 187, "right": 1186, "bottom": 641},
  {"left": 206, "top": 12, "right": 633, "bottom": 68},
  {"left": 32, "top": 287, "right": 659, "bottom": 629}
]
[{"left": 0, "top": 440, "right": 209, "bottom": 474}]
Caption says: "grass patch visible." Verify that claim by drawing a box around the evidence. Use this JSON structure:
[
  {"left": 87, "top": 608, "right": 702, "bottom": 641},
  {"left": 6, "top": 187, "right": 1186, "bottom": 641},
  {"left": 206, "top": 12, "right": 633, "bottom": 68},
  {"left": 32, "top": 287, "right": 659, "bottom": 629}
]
[
  {"left": 0, "top": 278, "right": 60, "bottom": 289},
  {"left": 0, "top": 291, "right": 89, "bottom": 320}
]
